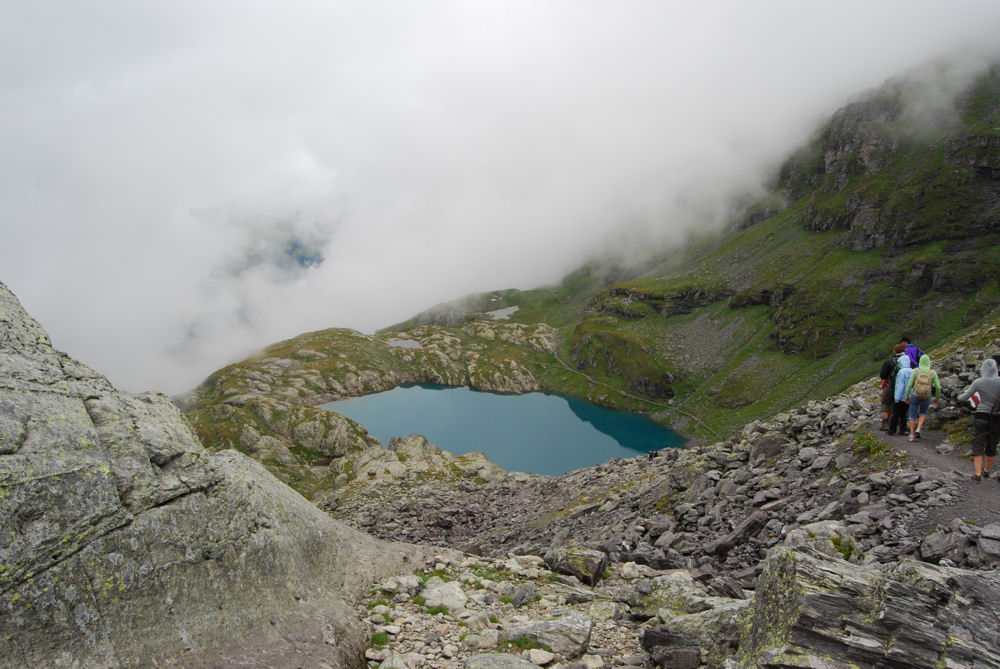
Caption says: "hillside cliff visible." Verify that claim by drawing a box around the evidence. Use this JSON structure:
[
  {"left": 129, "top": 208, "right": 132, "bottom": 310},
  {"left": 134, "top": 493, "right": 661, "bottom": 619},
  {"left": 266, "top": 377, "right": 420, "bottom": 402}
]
[
  {"left": 184, "top": 60, "right": 1000, "bottom": 494},
  {"left": 0, "top": 281, "right": 439, "bottom": 667}
]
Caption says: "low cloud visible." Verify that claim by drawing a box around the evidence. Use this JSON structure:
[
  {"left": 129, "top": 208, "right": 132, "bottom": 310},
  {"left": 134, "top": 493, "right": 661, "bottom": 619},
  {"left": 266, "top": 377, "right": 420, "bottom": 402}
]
[{"left": 2, "top": 1, "right": 999, "bottom": 394}]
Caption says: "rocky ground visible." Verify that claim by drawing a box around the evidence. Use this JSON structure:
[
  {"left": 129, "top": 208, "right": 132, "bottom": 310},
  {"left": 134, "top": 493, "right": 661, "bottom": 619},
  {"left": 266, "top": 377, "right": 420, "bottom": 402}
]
[
  {"left": 876, "top": 416, "right": 1000, "bottom": 538},
  {"left": 328, "top": 339, "right": 1000, "bottom": 668}
]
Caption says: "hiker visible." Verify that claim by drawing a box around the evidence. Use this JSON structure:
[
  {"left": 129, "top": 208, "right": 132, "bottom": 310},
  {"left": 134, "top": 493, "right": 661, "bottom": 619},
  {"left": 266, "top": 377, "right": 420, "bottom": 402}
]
[
  {"left": 889, "top": 352, "right": 912, "bottom": 436},
  {"left": 957, "top": 358, "right": 1000, "bottom": 482},
  {"left": 878, "top": 342, "right": 907, "bottom": 430},
  {"left": 900, "top": 335, "right": 924, "bottom": 369},
  {"left": 904, "top": 353, "right": 940, "bottom": 441}
]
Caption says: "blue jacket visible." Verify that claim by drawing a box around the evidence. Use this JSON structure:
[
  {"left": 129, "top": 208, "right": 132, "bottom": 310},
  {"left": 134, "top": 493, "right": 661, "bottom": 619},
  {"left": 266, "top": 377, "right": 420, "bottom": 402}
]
[{"left": 894, "top": 355, "right": 913, "bottom": 403}]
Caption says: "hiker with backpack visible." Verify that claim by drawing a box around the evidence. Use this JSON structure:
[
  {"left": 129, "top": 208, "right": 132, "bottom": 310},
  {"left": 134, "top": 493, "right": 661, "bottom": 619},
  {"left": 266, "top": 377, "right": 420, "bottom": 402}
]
[
  {"left": 957, "top": 358, "right": 1000, "bottom": 482},
  {"left": 904, "top": 353, "right": 940, "bottom": 442},
  {"left": 878, "top": 342, "right": 907, "bottom": 431},
  {"left": 900, "top": 335, "right": 924, "bottom": 369},
  {"left": 889, "top": 352, "right": 912, "bottom": 436}
]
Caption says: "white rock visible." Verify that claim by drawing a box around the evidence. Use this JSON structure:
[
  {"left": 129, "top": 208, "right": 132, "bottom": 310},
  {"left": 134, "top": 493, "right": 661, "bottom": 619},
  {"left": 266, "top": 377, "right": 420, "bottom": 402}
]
[
  {"left": 464, "top": 629, "right": 501, "bottom": 649},
  {"left": 366, "top": 647, "right": 390, "bottom": 661},
  {"left": 527, "top": 648, "right": 555, "bottom": 665},
  {"left": 620, "top": 561, "right": 641, "bottom": 579}
]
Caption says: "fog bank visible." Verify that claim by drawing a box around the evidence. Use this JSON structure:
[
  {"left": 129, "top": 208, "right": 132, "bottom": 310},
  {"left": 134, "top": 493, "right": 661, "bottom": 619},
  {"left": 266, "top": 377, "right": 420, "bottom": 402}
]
[{"left": 2, "top": 1, "right": 999, "bottom": 394}]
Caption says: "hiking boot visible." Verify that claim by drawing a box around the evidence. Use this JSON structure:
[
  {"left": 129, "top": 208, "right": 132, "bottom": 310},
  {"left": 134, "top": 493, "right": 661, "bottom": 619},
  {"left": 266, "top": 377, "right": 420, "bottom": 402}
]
[
  {"left": 879, "top": 419, "right": 889, "bottom": 431},
  {"left": 973, "top": 475, "right": 982, "bottom": 483},
  {"left": 908, "top": 435, "right": 915, "bottom": 442},
  {"left": 915, "top": 430, "right": 922, "bottom": 439},
  {"left": 984, "top": 470, "right": 991, "bottom": 479}
]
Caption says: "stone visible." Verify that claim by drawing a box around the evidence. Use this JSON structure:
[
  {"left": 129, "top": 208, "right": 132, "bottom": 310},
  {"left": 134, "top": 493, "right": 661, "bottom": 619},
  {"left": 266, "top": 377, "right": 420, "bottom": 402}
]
[
  {"left": 640, "top": 628, "right": 701, "bottom": 669},
  {"left": 500, "top": 610, "right": 593, "bottom": 658},
  {"left": 466, "top": 654, "right": 538, "bottom": 668},
  {"left": 423, "top": 580, "right": 469, "bottom": 611},
  {"left": 749, "top": 432, "right": 788, "bottom": 465},
  {"left": 920, "top": 528, "right": 972, "bottom": 564},
  {"left": 464, "top": 628, "right": 501, "bottom": 649},
  {"left": 378, "top": 651, "right": 413, "bottom": 669},
  {"left": 465, "top": 610, "right": 493, "bottom": 631},
  {"left": 701, "top": 510, "right": 769, "bottom": 556},
  {"left": 620, "top": 561, "right": 642, "bottom": 579},
  {"left": 527, "top": 648, "right": 555, "bottom": 665},
  {"left": 544, "top": 544, "right": 608, "bottom": 586},
  {"left": 511, "top": 581, "right": 537, "bottom": 608}
]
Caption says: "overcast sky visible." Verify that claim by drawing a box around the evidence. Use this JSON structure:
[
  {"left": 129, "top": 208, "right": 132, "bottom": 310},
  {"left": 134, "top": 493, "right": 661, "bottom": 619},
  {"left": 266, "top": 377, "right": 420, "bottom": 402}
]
[{"left": 2, "top": 1, "right": 999, "bottom": 395}]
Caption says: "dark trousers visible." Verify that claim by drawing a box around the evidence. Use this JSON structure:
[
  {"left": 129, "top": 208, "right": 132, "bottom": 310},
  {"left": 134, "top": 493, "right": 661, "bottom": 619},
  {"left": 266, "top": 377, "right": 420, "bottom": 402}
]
[{"left": 889, "top": 401, "right": 908, "bottom": 434}]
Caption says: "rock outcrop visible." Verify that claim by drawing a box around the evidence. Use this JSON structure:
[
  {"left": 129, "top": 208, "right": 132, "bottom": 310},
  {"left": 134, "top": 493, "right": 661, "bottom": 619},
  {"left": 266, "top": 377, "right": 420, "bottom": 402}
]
[
  {"left": 734, "top": 543, "right": 1000, "bottom": 668},
  {"left": 0, "top": 281, "right": 436, "bottom": 667},
  {"left": 355, "top": 522, "right": 1000, "bottom": 668}
]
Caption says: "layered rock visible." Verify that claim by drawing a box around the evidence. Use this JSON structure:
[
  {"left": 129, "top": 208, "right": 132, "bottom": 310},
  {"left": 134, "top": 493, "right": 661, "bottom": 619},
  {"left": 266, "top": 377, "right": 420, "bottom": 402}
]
[
  {"left": 734, "top": 542, "right": 1000, "bottom": 667},
  {"left": 0, "top": 281, "right": 435, "bottom": 667}
]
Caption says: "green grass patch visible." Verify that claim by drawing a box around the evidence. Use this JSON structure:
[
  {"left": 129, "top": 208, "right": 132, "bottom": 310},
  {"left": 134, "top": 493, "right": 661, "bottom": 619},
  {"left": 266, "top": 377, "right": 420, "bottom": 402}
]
[
  {"left": 502, "top": 636, "right": 545, "bottom": 652},
  {"left": 851, "top": 431, "right": 907, "bottom": 469}
]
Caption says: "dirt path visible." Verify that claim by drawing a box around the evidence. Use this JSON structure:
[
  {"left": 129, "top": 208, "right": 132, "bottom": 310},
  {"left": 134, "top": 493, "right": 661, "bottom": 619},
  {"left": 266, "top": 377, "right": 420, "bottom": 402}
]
[{"left": 870, "top": 417, "right": 1000, "bottom": 537}]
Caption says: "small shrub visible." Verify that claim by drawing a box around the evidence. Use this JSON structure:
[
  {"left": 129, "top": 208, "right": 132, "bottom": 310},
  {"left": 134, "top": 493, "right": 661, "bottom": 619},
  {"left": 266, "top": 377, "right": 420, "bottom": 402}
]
[
  {"left": 851, "top": 431, "right": 906, "bottom": 468},
  {"left": 829, "top": 536, "right": 853, "bottom": 561},
  {"left": 371, "top": 632, "right": 391, "bottom": 648},
  {"left": 505, "top": 637, "right": 541, "bottom": 651},
  {"left": 421, "top": 568, "right": 453, "bottom": 582},
  {"left": 425, "top": 604, "right": 449, "bottom": 616}
]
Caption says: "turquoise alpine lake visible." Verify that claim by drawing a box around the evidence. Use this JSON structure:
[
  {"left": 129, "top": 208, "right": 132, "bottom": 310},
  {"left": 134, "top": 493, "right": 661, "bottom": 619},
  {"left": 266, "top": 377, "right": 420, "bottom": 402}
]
[{"left": 322, "top": 384, "right": 683, "bottom": 476}]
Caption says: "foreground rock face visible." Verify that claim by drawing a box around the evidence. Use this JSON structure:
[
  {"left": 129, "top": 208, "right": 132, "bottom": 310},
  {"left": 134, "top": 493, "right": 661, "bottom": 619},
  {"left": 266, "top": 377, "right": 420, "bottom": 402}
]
[
  {"left": 737, "top": 544, "right": 1000, "bottom": 668},
  {"left": 0, "top": 281, "right": 434, "bottom": 667}
]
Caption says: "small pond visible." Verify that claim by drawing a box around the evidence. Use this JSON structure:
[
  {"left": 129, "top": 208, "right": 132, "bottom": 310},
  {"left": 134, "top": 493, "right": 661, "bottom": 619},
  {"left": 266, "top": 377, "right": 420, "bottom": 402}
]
[{"left": 322, "top": 384, "right": 683, "bottom": 476}]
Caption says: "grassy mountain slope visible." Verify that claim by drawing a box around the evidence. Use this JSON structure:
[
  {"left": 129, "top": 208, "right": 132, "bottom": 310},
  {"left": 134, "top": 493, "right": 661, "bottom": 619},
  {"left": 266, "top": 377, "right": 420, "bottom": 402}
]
[{"left": 185, "top": 61, "right": 1000, "bottom": 487}]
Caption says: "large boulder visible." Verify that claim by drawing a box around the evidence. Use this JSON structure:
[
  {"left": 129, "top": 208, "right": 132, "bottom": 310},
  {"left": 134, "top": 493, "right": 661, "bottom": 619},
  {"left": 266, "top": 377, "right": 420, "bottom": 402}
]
[
  {"left": 737, "top": 546, "right": 1000, "bottom": 668},
  {"left": 499, "top": 610, "right": 593, "bottom": 659},
  {"left": 544, "top": 543, "right": 608, "bottom": 586},
  {"left": 0, "top": 281, "right": 433, "bottom": 667}
]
